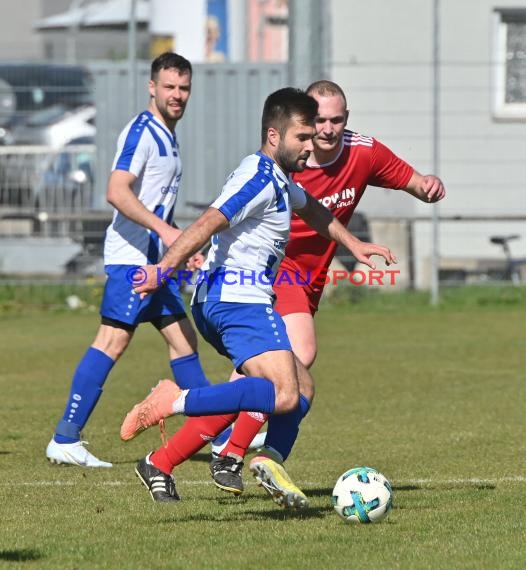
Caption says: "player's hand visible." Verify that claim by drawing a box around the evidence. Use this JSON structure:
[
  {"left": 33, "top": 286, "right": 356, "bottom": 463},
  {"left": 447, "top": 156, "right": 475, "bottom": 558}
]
[
  {"left": 421, "top": 175, "right": 445, "bottom": 203},
  {"left": 186, "top": 252, "right": 205, "bottom": 271},
  {"left": 350, "top": 242, "right": 398, "bottom": 270},
  {"left": 159, "top": 226, "right": 183, "bottom": 248},
  {"left": 131, "top": 265, "right": 163, "bottom": 298}
]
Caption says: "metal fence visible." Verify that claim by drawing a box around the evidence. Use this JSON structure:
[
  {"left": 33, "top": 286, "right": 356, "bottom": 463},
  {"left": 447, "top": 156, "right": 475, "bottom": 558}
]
[
  {"left": 91, "top": 61, "right": 288, "bottom": 217},
  {"left": 0, "top": 61, "right": 289, "bottom": 277},
  {"left": 1, "top": 61, "right": 525, "bottom": 287},
  {"left": 1, "top": 61, "right": 288, "bottom": 219},
  {"left": 0, "top": 144, "right": 95, "bottom": 214}
]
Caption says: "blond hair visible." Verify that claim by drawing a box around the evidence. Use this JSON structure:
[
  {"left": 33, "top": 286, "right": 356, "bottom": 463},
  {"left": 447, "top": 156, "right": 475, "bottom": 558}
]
[{"left": 306, "top": 80, "right": 347, "bottom": 107}]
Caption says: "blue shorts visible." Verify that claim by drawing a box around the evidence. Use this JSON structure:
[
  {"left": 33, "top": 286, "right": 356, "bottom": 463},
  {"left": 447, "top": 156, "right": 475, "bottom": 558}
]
[
  {"left": 191, "top": 301, "right": 292, "bottom": 370},
  {"left": 100, "top": 265, "right": 186, "bottom": 326}
]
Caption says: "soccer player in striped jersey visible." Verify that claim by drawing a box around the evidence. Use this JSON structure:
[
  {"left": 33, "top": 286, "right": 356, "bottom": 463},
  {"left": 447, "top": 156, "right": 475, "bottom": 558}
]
[
  {"left": 119, "top": 87, "right": 397, "bottom": 506},
  {"left": 212, "top": 80, "right": 445, "bottom": 497},
  {"left": 45, "top": 52, "right": 238, "bottom": 468}
]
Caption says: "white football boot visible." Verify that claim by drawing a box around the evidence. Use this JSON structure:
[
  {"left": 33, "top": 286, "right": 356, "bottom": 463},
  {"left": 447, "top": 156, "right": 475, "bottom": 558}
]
[
  {"left": 211, "top": 430, "right": 267, "bottom": 457},
  {"left": 46, "top": 438, "right": 112, "bottom": 468}
]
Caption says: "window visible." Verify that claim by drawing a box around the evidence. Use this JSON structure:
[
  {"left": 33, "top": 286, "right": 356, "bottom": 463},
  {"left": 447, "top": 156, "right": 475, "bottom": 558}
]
[{"left": 493, "top": 8, "right": 526, "bottom": 120}]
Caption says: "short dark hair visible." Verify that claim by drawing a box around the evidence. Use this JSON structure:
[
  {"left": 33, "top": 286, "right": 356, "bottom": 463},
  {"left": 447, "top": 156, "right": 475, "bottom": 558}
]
[
  {"left": 261, "top": 87, "right": 318, "bottom": 144},
  {"left": 306, "top": 80, "right": 347, "bottom": 108},
  {"left": 151, "top": 52, "right": 192, "bottom": 80}
]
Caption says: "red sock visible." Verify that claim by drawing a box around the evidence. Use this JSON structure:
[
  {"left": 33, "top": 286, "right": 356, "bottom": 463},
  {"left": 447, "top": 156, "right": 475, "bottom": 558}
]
[
  {"left": 222, "top": 411, "right": 269, "bottom": 458},
  {"left": 151, "top": 414, "right": 236, "bottom": 474}
]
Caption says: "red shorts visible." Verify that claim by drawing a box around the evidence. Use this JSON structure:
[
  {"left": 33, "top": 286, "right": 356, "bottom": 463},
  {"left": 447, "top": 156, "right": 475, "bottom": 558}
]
[{"left": 273, "top": 280, "right": 321, "bottom": 317}]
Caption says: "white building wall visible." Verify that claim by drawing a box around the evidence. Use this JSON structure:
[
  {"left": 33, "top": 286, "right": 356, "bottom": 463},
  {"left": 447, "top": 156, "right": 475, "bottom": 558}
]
[
  {"left": 328, "top": 0, "right": 526, "bottom": 287},
  {"left": 0, "top": 0, "right": 43, "bottom": 60}
]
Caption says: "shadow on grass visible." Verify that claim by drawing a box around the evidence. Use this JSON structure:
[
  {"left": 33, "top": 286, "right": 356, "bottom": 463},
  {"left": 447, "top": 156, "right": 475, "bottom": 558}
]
[
  {"left": 188, "top": 452, "right": 212, "bottom": 463},
  {"left": 307, "top": 487, "right": 333, "bottom": 498},
  {"left": 160, "top": 504, "right": 331, "bottom": 523},
  {"left": 393, "top": 484, "right": 423, "bottom": 491},
  {"left": 112, "top": 452, "right": 213, "bottom": 466},
  {"left": 0, "top": 549, "right": 43, "bottom": 562},
  {"left": 394, "top": 482, "right": 496, "bottom": 492},
  {"left": 109, "top": 458, "right": 143, "bottom": 466}
]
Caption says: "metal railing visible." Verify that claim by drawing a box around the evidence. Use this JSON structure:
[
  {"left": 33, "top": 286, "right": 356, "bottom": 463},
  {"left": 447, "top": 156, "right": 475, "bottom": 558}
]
[{"left": 0, "top": 144, "right": 95, "bottom": 213}]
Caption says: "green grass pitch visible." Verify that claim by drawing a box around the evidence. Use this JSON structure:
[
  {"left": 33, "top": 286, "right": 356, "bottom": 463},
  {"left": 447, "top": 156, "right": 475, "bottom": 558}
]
[{"left": 0, "top": 286, "right": 525, "bottom": 569}]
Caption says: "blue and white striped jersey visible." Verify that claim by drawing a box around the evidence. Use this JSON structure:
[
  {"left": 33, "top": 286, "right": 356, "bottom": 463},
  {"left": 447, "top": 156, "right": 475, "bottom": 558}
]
[
  {"left": 192, "top": 152, "right": 307, "bottom": 305},
  {"left": 104, "top": 110, "right": 182, "bottom": 266}
]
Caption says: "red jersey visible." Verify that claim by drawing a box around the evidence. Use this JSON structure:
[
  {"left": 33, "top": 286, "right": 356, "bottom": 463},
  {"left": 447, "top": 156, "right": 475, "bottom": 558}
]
[{"left": 275, "top": 130, "right": 413, "bottom": 313}]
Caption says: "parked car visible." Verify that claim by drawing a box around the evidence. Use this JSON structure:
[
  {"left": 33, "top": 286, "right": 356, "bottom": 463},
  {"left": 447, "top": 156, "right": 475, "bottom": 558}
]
[
  {"left": 8, "top": 104, "right": 96, "bottom": 148},
  {"left": 0, "top": 62, "right": 93, "bottom": 127},
  {"left": 0, "top": 137, "right": 95, "bottom": 210},
  {"left": 34, "top": 137, "right": 95, "bottom": 211},
  {"left": 0, "top": 78, "right": 15, "bottom": 126}
]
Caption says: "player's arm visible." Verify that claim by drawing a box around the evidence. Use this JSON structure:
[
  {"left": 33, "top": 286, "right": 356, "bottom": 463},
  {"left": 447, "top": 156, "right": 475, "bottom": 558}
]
[
  {"left": 402, "top": 170, "right": 445, "bottom": 203},
  {"left": 294, "top": 193, "right": 397, "bottom": 269},
  {"left": 370, "top": 139, "right": 445, "bottom": 203},
  {"left": 106, "top": 170, "right": 182, "bottom": 247},
  {"left": 133, "top": 207, "right": 229, "bottom": 295}
]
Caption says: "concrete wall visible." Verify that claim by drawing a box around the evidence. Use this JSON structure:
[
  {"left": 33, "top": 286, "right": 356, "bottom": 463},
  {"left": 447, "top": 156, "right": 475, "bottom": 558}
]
[
  {"left": 0, "top": 0, "right": 43, "bottom": 60},
  {"left": 328, "top": 0, "right": 526, "bottom": 287},
  {"left": 0, "top": 236, "right": 82, "bottom": 274},
  {"left": 91, "top": 61, "right": 288, "bottom": 224}
]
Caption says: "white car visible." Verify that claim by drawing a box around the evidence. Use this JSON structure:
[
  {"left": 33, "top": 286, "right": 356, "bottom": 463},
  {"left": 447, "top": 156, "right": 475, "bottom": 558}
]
[{"left": 11, "top": 104, "right": 96, "bottom": 148}]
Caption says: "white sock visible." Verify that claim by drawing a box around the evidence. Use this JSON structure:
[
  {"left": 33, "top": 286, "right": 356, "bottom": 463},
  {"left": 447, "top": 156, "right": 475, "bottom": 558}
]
[
  {"left": 261, "top": 445, "right": 284, "bottom": 464},
  {"left": 172, "top": 389, "right": 188, "bottom": 414}
]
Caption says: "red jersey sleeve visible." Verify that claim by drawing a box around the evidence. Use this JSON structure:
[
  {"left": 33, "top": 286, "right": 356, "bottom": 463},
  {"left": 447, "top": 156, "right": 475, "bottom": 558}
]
[{"left": 368, "top": 139, "right": 414, "bottom": 189}]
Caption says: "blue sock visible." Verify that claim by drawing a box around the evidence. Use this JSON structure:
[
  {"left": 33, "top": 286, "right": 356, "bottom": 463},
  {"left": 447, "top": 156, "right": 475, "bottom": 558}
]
[
  {"left": 54, "top": 347, "right": 115, "bottom": 444},
  {"left": 184, "top": 377, "right": 275, "bottom": 416},
  {"left": 211, "top": 425, "right": 233, "bottom": 448},
  {"left": 170, "top": 352, "right": 230, "bottom": 445},
  {"left": 265, "top": 394, "right": 311, "bottom": 460},
  {"left": 170, "top": 353, "right": 211, "bottom": 389}
]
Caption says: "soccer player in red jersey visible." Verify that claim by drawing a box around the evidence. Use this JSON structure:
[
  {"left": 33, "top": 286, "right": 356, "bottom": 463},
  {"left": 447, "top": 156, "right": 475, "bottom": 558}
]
[
  {"left": 209, "top": 80, "right": 445, "bottom": 500},
  {"left": 120, "top": 87, "right": 397, "bottom": 507},
  {"left": 123, "top": 81, "right": 444, "bottom": 506}
]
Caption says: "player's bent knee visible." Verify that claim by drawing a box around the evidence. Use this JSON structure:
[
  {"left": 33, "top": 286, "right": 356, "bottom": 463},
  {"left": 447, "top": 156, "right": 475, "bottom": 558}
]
[
  {"left": 301, "top": 384, "right": 315, "bottom": 402},
  {"left": 295, "top": 345, "right": 317, "bottom": 369},
  {"left": 303, "top": 346, "right": 317, "bottom": 369},
  {"left": 306, "top": 350, "right": 317, "bottom": 369},
  {"left": 92, "top": 327, "right": 133, "bottom": 360},
  {"left": 274, "top": 391, "right": 300, "bottom": 414}
]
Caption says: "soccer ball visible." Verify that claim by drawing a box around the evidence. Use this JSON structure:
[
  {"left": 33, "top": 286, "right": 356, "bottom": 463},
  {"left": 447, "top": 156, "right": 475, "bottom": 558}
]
[{"left": 331, "top": 467, "right": 393, "bottom": 523}]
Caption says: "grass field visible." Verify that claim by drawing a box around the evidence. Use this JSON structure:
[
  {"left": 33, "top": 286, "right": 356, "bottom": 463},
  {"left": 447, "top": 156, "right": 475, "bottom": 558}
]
[{"left": 1, "top": 286, "right": 525, "bottom": 569}]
